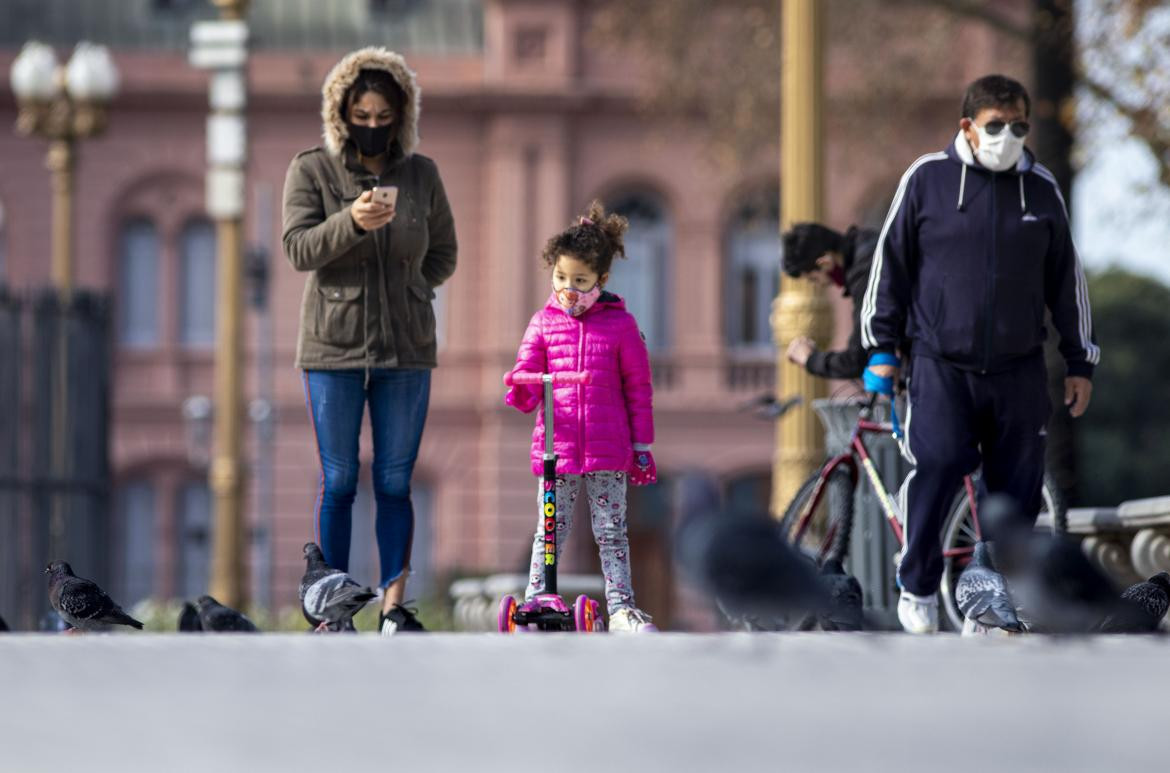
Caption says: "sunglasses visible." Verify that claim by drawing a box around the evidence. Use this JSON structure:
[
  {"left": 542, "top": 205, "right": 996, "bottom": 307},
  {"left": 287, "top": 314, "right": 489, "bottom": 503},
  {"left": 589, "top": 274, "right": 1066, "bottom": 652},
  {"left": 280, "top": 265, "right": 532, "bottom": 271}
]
[{"left": 971, "top": 118, "right": 1031, "bottom": 138}]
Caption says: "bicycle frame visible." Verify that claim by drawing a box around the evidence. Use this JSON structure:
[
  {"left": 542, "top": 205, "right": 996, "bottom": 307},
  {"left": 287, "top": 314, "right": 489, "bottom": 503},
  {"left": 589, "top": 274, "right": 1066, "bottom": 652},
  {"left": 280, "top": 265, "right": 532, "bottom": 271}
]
[{"left": 789, "top": 404, "right": 981, "bottom": 566}]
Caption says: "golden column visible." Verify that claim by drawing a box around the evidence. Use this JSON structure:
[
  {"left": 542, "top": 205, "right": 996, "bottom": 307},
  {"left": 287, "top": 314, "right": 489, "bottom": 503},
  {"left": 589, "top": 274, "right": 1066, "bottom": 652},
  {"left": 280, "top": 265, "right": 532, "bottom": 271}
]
[
  {"left": 192, "top": 0, "right": 251, "bottom": 607},
  {"left": 772, "top": 0, "right": 831, "bottom": 515}
]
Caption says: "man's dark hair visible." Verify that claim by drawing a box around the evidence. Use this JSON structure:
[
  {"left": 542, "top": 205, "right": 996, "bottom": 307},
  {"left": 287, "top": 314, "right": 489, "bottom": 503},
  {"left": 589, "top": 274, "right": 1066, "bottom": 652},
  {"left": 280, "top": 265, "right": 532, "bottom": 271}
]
[
  {"left": 781, "top": 222, "right": 843, "bottom": 278},
  {"left": 960, "top": 74, "right": 1030, "bottom": 120}
]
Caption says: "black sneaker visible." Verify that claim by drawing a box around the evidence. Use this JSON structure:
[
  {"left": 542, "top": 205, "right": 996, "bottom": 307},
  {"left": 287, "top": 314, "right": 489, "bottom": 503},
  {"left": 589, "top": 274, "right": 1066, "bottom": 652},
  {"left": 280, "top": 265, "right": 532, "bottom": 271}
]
[{"left": 380, "top": 604, "right": 426, "bottom": 635}]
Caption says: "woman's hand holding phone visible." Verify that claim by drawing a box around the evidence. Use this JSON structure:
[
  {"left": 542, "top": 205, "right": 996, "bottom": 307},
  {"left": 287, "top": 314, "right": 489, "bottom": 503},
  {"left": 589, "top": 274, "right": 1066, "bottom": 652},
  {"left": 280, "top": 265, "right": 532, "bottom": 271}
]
[{"left": 350, "top": 188, "right": 396, "bottom": 232}]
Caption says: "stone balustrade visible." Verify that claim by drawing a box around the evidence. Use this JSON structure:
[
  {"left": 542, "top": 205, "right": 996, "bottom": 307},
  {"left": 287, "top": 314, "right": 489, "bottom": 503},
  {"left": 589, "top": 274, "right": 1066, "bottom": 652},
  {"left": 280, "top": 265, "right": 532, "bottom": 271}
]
[{"left": 1036, "top": 496, "right": 1170, "bottom": 586}]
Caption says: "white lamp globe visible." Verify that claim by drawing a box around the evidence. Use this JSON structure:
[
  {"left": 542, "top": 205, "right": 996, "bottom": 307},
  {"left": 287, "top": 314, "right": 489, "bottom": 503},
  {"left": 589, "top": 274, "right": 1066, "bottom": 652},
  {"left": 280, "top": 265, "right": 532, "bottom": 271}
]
[
  {"left": 10, "top": 41, "right": 60, "bottom": 101},
  {"left": 65, "top": 42, "right": 119, "bottom": 101}
]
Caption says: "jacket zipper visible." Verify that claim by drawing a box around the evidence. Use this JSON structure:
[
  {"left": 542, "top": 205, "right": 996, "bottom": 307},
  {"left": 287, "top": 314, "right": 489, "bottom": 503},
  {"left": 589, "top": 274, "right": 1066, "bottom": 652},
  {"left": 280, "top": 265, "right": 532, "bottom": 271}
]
[{"left": 982, "top": 172, "right": 998, "bottom": 373}]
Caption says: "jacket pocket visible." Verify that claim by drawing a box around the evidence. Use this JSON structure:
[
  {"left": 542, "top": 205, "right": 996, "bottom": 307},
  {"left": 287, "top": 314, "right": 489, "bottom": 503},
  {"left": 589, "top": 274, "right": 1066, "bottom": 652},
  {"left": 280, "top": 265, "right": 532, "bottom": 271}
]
[
  {"left": 406, "top": 283, "right": 436, "bottom": 346},
  {"left": 314, "top": 279, "right": 364, "bottom": 348}
]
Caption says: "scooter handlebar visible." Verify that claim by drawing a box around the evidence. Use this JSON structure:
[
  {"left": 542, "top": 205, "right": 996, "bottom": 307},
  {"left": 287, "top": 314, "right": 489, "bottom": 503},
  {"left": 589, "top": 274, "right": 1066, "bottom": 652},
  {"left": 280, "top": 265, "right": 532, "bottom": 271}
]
[{"left": 505, "top": 371, "right": 592, "bottom": 386}]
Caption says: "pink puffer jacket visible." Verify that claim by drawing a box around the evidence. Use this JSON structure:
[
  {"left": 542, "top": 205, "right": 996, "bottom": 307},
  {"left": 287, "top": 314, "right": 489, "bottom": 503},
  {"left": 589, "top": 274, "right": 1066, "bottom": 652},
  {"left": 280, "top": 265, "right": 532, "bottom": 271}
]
[{"left": 506, "top": 292, "right": 654, "bottom": 476}]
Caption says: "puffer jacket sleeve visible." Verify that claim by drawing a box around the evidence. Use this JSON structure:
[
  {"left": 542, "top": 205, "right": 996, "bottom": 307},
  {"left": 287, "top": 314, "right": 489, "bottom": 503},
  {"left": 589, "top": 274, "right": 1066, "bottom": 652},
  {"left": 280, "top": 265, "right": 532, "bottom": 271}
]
[
  {"left": 420, "top": 159, "right": 458, "bottom": 287},
  {"left": 618, "top": 315, "right": 654, "bottom": 445},
  {"left": 505, "top": 311, "right": 547, "bottom": 414},
  {"left": 281, "top": 153, "right": 368, "bottom": 273}
]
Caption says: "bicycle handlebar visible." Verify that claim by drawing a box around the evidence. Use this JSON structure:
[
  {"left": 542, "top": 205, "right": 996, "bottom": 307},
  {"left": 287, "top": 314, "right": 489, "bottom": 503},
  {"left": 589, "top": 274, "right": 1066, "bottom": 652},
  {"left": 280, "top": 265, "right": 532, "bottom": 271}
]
[{"left": 504, "top": 371, "right": 592, "bottom": 386}]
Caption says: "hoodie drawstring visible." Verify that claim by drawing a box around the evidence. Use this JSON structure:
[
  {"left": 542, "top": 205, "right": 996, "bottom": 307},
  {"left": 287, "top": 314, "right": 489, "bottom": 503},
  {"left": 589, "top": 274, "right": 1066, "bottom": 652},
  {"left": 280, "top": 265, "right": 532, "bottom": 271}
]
[
  {"left": 957, "top": 164, "right": 968, "bottom": 212},
  {"left": 1018, "top": 174, "right": 1027, "bottom": 214}
]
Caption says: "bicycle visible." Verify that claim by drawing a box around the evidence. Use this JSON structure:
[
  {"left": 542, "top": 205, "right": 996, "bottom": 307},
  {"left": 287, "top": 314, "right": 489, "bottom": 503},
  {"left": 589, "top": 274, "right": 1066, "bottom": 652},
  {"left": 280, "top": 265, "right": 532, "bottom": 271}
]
[{"left": 777, "top": 392, "right": 1067, "bottom": 631}]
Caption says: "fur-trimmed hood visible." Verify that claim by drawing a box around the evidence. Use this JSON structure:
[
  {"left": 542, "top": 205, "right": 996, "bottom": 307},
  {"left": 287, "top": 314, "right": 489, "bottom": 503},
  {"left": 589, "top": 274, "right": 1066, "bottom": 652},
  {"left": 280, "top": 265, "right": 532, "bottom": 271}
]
[{"left": 320, "top": 47, "right": 420, "bottom": 158}]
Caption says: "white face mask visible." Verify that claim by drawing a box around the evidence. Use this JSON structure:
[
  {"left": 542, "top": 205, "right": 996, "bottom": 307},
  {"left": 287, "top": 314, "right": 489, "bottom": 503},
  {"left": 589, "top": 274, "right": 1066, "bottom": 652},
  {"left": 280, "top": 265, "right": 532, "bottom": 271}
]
[{"left": 972, "top": 123, "right": 1025, "bottom": 172}]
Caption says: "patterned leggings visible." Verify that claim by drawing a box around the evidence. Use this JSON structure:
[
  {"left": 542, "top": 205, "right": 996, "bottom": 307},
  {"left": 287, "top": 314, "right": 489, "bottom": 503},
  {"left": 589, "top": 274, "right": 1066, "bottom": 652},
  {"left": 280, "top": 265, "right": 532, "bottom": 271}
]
[{"left": 525, "top": 471, "right": 635, "bottom": 614}]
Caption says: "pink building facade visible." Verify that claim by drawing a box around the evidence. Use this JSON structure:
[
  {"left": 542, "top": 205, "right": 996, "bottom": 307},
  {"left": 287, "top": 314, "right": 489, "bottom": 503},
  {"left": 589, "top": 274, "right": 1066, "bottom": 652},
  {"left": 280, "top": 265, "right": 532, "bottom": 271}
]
[{"left": 0, "top": 0, "right": 1024, "bottom": 627}]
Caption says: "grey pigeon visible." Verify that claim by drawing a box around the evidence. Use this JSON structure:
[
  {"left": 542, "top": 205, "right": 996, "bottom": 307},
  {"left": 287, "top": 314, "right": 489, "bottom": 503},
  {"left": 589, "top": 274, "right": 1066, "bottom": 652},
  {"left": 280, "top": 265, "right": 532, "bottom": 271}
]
[
  {"left": 955, "top": 541, "right": 1023, "bottom": 633},
  {"left": 178, "top": 602, "right": 203, "bottom": 632},
  {"left": 194, "top": 595, "right": 259, "bottom": 633},
  {"left": 0, "top": 612, "right": 8, "bottom": 632},
  {"left": 299, "top": 543, "right": 376, "bottom": 632},
  {"left": 684, "top": 512, "right": 827, "bottom": 630},
  {"left": 817, "top": 558, "right": 863, "bottom": 631},
  {"left": 45, "top": 561, "right": 143, "bottom": 632},
  {"left": 1098, "top": 572, "right": 1170, "bottom": 634}
]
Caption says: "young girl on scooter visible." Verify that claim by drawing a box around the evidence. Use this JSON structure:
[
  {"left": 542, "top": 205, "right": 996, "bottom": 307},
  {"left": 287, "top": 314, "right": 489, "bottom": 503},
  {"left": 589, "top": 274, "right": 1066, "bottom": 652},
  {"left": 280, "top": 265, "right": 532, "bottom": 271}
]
[{"left": 505, "top": 201, "right": 658, "bottom": 632}]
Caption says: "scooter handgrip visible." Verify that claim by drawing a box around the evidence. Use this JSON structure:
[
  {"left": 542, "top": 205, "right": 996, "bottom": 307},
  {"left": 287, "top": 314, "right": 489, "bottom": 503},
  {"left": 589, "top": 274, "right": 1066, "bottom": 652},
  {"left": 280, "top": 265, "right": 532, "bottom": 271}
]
[{"left": 504, "top": 371, "right": 591, "bottom": 386}]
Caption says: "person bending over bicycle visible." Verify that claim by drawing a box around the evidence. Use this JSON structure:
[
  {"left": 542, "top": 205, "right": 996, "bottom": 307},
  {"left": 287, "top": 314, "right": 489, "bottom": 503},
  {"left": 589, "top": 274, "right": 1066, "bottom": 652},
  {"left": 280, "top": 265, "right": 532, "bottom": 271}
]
[{"left": 782, "top": 222, "right": 879, "bottom": 379}]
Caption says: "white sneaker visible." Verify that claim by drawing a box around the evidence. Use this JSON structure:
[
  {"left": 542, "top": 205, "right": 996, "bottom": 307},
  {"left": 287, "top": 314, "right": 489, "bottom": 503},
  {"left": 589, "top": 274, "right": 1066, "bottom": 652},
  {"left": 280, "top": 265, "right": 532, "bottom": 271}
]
[
  {"left": 608, "top": 607, "right": 657, "bottom": 633},
  {"left": 897, "top": 591, "right": 939, "bottom": 634}
]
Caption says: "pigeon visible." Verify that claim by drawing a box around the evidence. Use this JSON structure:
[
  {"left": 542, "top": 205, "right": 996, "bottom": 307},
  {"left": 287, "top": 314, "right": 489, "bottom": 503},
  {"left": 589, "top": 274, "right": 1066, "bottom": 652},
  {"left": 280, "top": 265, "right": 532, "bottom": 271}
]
[
  {"left": 683, "top": 512, "right": 827, "bottom": 630},
  {"left": 0, "top": 612, "right": 8, "bottom": 632},
  {"left": 955, "top": 541, "right": 1024, "bottom": 633},
  {"left": 1097, "top": 572, "right": 1170, "bottom": 634},
  {"left": 299, "top": 543, "right": 377, "bottom": 632},
  {"left": 45, "top": 561, "right": 143, "bottom": 632},
  {"left": 817, "top": 557, "right": 864, "bottom": 631},
  {"left": 178, "top": 602, "right": 203, "bottom": 632},
  {"left": 1013, "top": 535, "right": 1120, "bottom": 634},
  {"left": 737, "top": 393, "right": 802, "bottom": 421},
  {"left": 194, "top": 595, "right": 259, "bottom": 633}
]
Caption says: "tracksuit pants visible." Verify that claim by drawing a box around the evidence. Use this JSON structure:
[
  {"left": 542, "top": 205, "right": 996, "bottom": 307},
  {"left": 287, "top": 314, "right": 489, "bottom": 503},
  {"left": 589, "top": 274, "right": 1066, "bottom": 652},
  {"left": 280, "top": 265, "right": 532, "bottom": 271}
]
[{"left": 898, "top": 354, "right": 1050, "bottom": 597}]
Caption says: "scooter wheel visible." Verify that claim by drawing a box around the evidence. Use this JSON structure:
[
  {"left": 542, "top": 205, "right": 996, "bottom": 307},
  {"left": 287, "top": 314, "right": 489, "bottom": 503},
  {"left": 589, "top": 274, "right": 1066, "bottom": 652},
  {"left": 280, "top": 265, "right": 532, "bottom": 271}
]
[
  {"left": 590, "top": 599, "right": 606, "bottom": 632},
  {"left": 574, "top": 594, "right": 597, "bottom": 633},
  {"left": 498, "top": 595, "right": 518, "bottom": 633}
]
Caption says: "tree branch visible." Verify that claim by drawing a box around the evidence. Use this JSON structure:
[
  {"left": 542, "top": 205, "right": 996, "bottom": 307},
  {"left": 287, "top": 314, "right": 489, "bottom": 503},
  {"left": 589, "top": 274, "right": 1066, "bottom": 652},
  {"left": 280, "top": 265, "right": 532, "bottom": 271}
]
[{"left": 891, "top": 0, "right": 1030, "bottom": 39}]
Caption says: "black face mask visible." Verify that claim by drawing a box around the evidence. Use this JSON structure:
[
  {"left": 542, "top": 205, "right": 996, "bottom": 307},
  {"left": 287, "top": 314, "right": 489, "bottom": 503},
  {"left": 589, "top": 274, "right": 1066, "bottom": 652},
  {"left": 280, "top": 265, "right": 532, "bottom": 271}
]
[{"left": 347, "top": 122, "right": 393, "bottom": 157}]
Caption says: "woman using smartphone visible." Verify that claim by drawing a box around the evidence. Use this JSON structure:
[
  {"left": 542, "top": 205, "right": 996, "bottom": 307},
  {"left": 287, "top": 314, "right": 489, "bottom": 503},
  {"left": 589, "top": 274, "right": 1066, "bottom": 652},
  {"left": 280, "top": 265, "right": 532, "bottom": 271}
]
[{"left": 282, "top": 46, "right": 457, "bottom": 634}]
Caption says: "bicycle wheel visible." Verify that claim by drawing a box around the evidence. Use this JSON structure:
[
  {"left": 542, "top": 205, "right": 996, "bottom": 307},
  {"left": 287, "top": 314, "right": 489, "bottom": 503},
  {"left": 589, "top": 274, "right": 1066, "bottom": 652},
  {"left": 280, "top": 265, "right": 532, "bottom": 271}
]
[
  {"left": 938, "top": 471, "right": 1067, "bottom": 631},
  {"left": 779, "top": 464, "right": 855, "bottom": 564}
]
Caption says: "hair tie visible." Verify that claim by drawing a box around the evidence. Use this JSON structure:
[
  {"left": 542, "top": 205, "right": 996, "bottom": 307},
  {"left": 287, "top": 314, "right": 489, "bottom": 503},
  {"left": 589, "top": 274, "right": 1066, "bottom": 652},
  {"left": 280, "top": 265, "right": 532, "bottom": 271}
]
[{"left": 579, "top": 216, "right": 594, "bottom": 227}]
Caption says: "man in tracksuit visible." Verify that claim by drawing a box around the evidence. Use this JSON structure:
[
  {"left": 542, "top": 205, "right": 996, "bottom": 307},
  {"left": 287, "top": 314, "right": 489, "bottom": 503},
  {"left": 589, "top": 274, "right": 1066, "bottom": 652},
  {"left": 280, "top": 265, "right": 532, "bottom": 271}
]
[
  {"left": 782, "top": 222, "right": 879, "bottom": 379},
  {"left": 860, "top": 74, "right": 1099, "bottom": 633}
]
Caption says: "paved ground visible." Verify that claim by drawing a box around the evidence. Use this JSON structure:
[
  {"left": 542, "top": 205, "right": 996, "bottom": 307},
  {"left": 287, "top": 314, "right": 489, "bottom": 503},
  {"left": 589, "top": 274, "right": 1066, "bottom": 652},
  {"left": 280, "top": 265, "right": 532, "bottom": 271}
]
[{"left": 1, "top": 632, "right": 1165, "bottom": 772}]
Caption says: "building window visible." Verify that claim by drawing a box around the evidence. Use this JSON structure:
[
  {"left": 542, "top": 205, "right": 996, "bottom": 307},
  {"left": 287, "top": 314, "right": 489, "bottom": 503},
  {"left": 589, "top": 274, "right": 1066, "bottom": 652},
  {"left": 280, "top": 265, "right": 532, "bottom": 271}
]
[
  {"left": 606, "top": 192, "right": 671, "bottom": 351},
  {"left": 179, "top": 218, "right": 216, "bottom": 347},
  {"left": 725, "top": 188, "right": 780, "bottom": 351},
  {"left": 115, "top": 479, "right": 155, "bottom": 605},
  {"left": 176, "top": 479, "right": 212, "bottom": 599},
  {"left": 118, "top": 218, "right": 160, "bottom": 348}
]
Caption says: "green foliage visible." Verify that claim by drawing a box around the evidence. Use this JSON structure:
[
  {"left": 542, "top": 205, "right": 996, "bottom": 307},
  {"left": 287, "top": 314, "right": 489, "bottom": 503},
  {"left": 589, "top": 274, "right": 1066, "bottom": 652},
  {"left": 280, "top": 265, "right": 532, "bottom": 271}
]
[{"left": 1076, "top": 267, "right": 1170, "bottom": 506}]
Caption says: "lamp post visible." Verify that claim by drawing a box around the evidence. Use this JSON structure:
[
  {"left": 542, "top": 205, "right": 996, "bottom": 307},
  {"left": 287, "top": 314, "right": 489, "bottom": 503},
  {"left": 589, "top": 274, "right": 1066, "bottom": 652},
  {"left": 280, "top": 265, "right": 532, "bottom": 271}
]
[
  {"left": 10, "top": 41, "right": 119, "bottom": 562},
  {"left": 10, "top": 41, "right": 119, "bottom": 298},
  {"left": 190, "top": 0, "right": 250, "bottom": 608},
  {"left": 772, "top": 1, "right": 830, "bottom": 515}
]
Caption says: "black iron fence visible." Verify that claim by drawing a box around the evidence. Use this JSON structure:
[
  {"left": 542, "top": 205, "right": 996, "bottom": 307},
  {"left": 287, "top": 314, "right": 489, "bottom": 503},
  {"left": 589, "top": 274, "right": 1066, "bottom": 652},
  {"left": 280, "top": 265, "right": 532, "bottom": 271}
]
[{"left": 0, "top": 288, "right": 111, "bottom": 630}]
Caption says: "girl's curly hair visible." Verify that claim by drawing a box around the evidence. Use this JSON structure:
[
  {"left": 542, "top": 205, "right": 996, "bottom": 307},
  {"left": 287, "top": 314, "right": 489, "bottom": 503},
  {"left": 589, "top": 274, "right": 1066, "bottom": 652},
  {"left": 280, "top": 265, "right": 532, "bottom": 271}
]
[{"left": 541, "top": 200, "right": 629, "bottom": 277}]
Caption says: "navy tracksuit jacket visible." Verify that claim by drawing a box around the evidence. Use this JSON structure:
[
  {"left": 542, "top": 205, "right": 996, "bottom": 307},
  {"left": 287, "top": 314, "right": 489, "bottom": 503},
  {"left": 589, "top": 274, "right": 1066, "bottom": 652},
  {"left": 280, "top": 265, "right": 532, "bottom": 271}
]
[{"left": 861, "top": 132, "right": 1099, "bottom": 597}]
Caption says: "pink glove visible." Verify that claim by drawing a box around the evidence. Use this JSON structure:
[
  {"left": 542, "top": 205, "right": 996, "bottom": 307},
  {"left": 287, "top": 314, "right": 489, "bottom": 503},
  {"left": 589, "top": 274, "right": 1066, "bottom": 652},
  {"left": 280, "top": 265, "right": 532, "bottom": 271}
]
[{"left": 629, "top": 448, "right": 657, "bottom": 486}]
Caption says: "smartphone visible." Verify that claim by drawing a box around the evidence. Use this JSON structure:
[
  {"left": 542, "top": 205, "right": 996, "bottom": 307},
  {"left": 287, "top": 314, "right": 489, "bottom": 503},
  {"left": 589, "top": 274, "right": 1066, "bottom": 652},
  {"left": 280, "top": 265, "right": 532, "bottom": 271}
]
[{"left": 372, "top": 185, "right": 398, "bottom": 207}]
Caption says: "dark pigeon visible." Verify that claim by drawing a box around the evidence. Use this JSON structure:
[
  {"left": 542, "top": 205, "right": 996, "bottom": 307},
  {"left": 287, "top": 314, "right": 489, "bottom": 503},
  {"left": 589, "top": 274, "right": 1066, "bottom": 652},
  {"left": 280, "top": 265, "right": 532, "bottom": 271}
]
[
  {"left": 0, "top": 612, "right": 8, "bottom": 632},
  {"left": 178, "top": 602, "right": 203, "bottom": 632},
  {"left": 955, "top": 541, "right": 1024, "bottom": 633},
  {"left": 682, "top": 512, "right": 827, "bottom": 630},
  {"left": 299, "top": 543, "right": 377, "bottom": 632},
  {"left": 1098, "top": 572, "right": 1170, "bottom": 634},
  {"left": 1014, "top": 535, "right": 1121, "bottom": 634},
  {"left": 817, "top": 558, "right": 863, "bottom": 632},
  {"left": 194, "top": 595, "right": 259, "bottom": 633},
  {"left": 45, "top": 561, "right": 143, "bottom": 632}
]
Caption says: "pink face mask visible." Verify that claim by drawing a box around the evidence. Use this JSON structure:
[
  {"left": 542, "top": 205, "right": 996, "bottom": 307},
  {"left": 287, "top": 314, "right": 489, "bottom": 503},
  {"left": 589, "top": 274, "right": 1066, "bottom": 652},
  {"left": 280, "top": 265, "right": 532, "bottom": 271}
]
[{"left": 555, "top": 283, "right": 602, "bottom": 317}]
